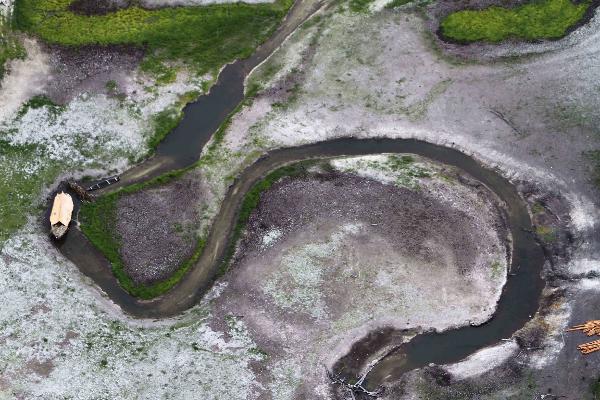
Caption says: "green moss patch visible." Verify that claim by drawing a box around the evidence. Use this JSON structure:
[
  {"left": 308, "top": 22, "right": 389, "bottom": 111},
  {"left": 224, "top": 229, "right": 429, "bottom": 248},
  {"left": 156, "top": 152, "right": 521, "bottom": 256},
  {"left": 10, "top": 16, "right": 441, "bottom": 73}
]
[
  {"left": 440, "top": 0, "right": 590, "bottom": 43},
  {"left": 14, "top": 0, "right": 293, "bottom": 75},
  {"left": 535, "top": 225, "right": 557, "bottom": 242}
]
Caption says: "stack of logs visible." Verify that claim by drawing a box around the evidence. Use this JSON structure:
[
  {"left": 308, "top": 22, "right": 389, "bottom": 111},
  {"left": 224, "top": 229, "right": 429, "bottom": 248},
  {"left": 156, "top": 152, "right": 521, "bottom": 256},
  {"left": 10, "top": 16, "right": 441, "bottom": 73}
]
[{"left": 567, "top": 320, "right": 600, "bottom": 354}]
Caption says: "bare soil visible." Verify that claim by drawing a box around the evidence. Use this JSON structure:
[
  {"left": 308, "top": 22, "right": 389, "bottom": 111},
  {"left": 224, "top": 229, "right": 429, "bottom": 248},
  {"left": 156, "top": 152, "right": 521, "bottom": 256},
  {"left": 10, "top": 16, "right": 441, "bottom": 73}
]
[
  {"left": 115, "top": 170, "right": 212, "bottom": 285},
  {"left": 68, "top": 0, "right": 131, "bottom": 15},
  {"left": 209, "top": 161, "right": 509, "bottom": 399},
  {"left": 44, "top": 44, "right": 144, "bottom": 105}
]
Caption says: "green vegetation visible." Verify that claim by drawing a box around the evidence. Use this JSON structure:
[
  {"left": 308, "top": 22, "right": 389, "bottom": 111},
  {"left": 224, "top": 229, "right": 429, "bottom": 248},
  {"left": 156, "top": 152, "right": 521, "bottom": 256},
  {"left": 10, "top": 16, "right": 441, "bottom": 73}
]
[
  {"left": 149, "top": 109, "right": 183, "bottom": 150},
  {"left": 349, "top": 0, "right": 376, "bottom": 12},
  {"left": 0, "top": 16, "right": 26, "bottom": 81},
  {"left": 0, "top": 141, "right": 62, "bottom": 243},
  {"left": 440, "top": 0, "right": 589, "bottom": 43},
  {"left": 531, "top": 202, "right": 545, "bottom": 215},
  {"left": 140, "top": 59, "right": 178, "bottom": 85},
  {"left": 79, "top": 176, "right": 206, "bottom": 299},
  {"left": 217, "top": 162, "right": 310, "bottom": 276},
  {"left": 105, "top": 79, "right": 118, "bottom": 93},
  {"left": 14, "top": 0, "right": 293, "bottom": 75},
  {"left": 16, "top": 95, "right": 65, "bottom": 118},
  {"left": 146, "top": 91, "right": 199, "bottom": 153},
  {"left": 385, "top": 155, "right": 431, "bottom": 187},
  {"left": 490, "top": 260, "right": 503, "bottom": 278},
  {"left": 535, "top": 225, "right": 557, "bottom": 242}
]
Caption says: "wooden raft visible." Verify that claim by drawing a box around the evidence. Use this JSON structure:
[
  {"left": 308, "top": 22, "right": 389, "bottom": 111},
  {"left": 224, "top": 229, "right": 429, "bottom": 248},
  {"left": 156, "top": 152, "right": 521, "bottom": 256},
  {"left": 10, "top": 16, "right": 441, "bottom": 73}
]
[{"left": 567, "top": 320, "right": 600, "bottom": 354}]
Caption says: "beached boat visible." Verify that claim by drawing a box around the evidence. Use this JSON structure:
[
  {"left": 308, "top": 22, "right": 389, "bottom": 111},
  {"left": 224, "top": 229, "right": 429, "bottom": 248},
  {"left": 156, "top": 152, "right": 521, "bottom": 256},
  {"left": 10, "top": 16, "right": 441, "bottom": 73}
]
[{"left": 50, "top": 192, "right": 74, "bottom": 239}]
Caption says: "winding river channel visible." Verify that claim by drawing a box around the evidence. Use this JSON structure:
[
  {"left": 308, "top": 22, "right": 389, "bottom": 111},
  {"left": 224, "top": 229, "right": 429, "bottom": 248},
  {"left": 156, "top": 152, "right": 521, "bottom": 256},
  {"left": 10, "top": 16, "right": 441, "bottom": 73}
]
[{"left": 54, "top": 0, "right": 545, "bottom": 391}]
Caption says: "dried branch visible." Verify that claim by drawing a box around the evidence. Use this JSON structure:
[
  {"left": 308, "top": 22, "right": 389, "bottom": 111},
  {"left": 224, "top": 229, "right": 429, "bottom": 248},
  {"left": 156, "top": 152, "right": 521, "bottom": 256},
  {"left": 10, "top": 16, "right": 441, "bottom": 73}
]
[
  {"left": 489, "top": 108, "right": 523, "bottom": 136},
  {"left": 326, "top": 366, "right": 384, "bottom": 399}
]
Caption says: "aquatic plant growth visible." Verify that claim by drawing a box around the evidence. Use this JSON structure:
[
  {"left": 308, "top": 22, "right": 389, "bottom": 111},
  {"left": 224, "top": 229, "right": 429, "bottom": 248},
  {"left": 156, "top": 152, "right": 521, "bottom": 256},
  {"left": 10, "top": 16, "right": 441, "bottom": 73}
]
[
  {"left": 440, "top": 0, "right": 590, "bottom": 43},
  {"left": 14, "top": 0, "right": 293, "bottom": 74}
]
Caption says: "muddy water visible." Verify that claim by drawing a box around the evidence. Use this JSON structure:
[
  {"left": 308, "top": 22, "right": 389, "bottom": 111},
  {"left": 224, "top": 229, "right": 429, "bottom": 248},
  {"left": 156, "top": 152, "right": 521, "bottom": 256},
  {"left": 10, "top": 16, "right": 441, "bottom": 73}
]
[{"left": 55, "top": 0, "right": 544, "bottom": 390}]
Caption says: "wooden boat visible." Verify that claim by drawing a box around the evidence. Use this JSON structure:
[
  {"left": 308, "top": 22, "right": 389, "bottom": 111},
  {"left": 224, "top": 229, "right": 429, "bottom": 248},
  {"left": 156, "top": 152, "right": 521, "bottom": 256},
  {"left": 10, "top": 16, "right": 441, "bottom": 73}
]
[
  {"left": 87, "top": 175, "right": 120, "bottom": 191},
  {"left": 50, "top": 192, "right": 74, "bottom": 239}
]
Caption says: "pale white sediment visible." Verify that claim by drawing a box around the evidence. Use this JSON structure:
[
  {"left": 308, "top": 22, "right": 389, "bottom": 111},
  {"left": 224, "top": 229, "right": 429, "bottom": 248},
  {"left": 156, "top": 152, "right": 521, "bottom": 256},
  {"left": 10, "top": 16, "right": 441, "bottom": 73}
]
[
  {"left": 0, "top": 38, "right": 50, "bottom": 124},
  {"left": 444, "top": 340, "right": 519, "bottom": 380},
  {"left": 0, "top": 0, "right": 13, "bottom": 18},
  {"left": 0, "top": 224, "right": 264, "bottom": 399}
]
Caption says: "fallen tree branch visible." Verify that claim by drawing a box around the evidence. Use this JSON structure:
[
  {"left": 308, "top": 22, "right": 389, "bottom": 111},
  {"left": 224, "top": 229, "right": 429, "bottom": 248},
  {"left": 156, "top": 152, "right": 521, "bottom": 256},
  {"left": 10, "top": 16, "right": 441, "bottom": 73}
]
[{"left": 326, "top": 362, "right": 384, "bottom": 399}]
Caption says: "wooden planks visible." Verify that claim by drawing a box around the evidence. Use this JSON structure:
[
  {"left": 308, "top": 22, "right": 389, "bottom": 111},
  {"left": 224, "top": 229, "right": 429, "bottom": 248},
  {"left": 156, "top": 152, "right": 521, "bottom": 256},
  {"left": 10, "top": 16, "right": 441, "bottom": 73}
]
[{"left": 567, "top": 320, "right": 600, "bottom": 354}]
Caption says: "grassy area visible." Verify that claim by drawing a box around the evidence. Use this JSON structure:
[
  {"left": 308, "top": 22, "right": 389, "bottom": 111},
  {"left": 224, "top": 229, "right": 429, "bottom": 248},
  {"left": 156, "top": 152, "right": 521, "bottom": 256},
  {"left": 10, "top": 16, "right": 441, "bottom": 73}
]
[
  {"left": 535, "top": 224, "right": 557, "bottom": 242},
  {"left": 79, "top": 160, "right": 310, "bottom": 299},
  {"left": 440, "top": 0, "right": 590, "bottom": 43},
  {"left": 16, "top": 95, "right": 65, "bottom": 118},
  {"left": 78, "top": 177, "right": 206, "bottom": 299},
  {"left": 349, "top": 0, "right": 376, "bottom": 12},
  {"left": 0, "top": 141, "right": 62, "bottom": 243},
  {"left": 14, "top": 0, "right": 293, "bottom": 75},
  {"left": 147, "top": 91, "right": 199, "bottom": 152},
  {"left": 0, "top": 16, "right": 26, "bottom": 81},
  {"left": 217, "top": 162, "right": 310, "bottom": 276}
]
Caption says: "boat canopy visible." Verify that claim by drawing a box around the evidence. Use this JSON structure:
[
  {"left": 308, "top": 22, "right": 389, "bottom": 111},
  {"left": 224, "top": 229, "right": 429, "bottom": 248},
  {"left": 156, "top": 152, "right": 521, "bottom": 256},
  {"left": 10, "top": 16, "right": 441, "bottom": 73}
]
[{"left": 50, "top": 192, "right": 74, "bottom": 227}]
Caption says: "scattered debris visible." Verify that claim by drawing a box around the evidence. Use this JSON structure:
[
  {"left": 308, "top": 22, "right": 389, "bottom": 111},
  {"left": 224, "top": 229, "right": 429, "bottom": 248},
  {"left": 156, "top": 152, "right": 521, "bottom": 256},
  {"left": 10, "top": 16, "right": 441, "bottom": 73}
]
[
  {"left": 566, "top": 320, "right": 600, "bottom": 354},
  {"left": 87, "top": 175, "right": 120, "bottom": 191},
  {"left": 49, "top": 192, "right": 74, "bottom": 239},
  {"left": 326, "top": 364, "right": 384, "bottom": 399},
  {"left": 568, "top": 320, "right": 600, "bottom": 336},
  {"left": 576, "top": 339, "right": 600, "bottom": 354},
  {"left": 67, "top": 181, "right": 95, "bottom": 202}
]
